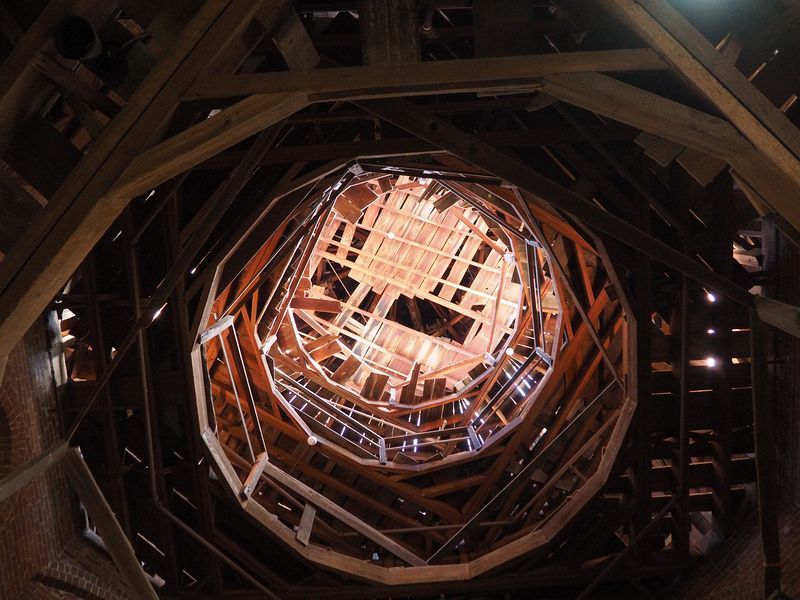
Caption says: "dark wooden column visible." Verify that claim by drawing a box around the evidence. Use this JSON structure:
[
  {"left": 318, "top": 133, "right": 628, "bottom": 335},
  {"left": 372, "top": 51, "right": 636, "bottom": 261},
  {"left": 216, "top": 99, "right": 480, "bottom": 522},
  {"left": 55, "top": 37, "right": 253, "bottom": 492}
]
[{"left": 359, "top": 0, "right": 420, "bottom": 65}]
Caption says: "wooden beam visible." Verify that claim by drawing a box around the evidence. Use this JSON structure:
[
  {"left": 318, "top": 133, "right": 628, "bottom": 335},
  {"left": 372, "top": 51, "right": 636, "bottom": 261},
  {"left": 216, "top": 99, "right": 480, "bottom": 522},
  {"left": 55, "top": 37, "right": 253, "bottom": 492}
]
[
  {"left": 199, "top": 315, "right": 235, "bottom": 344},
  {"left": 241, "top": 452, "right": 269, "bottom": 499},
  {"left": 272, "top": 7, "right": 319, "bottom": 71},
  {"left": 399, "top": 362, "right": 420, "bottom": 404},
  {"left": 111, "top": 92, "right": 304, "bottom": 200},
  {"left": 261, "top": 459, "right": 426, "bottom": 566},
  {"left": 750, "top": 312, "right": 782, "bottom": 596},
  {"left": 541, "top": 71, "right": 741, "bottom": 159},
  {"left": 0, "top": 0, "right": 275, "bottom": 376},
  {"left": 290, "top": 297, "right": 342, "bottom": 314},
  {"left": 62, "top": 448, "right": 158, "bottom": 600},
  {"left": 0, "top": 441, "right": 68, "bottom": 504},
  {"left": 355, "top": 99, "right": 800, "bottom": 341},
  {"left": 188, "top": 49, "right": 669, "bottom": 100},
  {"left": 486, "top": 258, "right": 508, "bottom": 352},
  {"left": 296, "top": 503, "right": 317, "bottom": 546},
  {"left": 360, "top": 0, "right": 420, "bottom": 65},
  {"left": 602, "top": 0, "right": 800, "bottom": 230},
  {"left": 539, "top": 72, "right": 800, "bottom": 224}
]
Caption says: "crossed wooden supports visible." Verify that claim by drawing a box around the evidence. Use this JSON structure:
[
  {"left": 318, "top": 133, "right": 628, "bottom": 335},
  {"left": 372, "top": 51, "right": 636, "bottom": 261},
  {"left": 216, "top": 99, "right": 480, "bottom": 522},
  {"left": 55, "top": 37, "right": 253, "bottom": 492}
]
[
  {"left": 0, "top": 0, "right": 796, "bottom": 595},
  {"left": 0, "top": 0, "right": 798, "bottom": 390},
  {"left": 0, "top": 444, "right": 158, "bottom": 599}
]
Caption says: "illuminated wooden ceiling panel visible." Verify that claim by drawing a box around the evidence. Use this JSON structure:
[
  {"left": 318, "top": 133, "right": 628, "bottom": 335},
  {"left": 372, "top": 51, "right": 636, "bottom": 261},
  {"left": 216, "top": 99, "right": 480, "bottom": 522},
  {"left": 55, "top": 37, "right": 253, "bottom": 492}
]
[{"left": 195, "top": 159, "right": 629, "bottom": 582}]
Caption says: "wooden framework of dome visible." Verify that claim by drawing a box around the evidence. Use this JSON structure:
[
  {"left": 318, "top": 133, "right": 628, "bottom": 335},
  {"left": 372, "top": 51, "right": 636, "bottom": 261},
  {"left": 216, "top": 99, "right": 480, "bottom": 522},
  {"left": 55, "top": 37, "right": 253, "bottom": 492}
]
[{"left": 0, "top": 0, "right": 797, "bottom": 598}]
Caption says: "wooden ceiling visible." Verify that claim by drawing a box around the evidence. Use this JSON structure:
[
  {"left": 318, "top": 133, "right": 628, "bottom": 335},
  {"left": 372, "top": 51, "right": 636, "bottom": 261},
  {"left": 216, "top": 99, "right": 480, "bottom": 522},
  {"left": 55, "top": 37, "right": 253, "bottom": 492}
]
[
  {"left": 199, "top": 158, "right": 629, "bottom": 581},
  {"left": 1, "top": 0, "right": 799, "bottom": 597}
]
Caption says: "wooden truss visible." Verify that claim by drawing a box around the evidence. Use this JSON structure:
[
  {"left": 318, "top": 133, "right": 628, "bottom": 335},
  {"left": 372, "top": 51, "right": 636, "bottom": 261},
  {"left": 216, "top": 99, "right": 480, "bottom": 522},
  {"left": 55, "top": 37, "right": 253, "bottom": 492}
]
[
  {"left": 196, "top": 158, "right": 631, "bottom": 581},
  {"left": 0, "top": 0, "right": 795, "bottom": 597}
]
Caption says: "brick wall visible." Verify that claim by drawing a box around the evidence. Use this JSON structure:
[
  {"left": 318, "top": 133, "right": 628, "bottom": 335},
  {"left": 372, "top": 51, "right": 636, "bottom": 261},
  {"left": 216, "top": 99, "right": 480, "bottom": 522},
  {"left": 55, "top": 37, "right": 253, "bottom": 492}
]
[
  {"left": 0, "top": 316, "right": 141, "bottom": 599},
  {"left": 0, "top": 316, "right": 76, "bottom": 599},
  {"left": 24, "top": 538, "right": 133, "bottom": 600},
  {"left": 674, "top": 506, "right": 800, "bottom": 599},
  {"left": 0, "top": 400, "right": 10, "bottom": 480}
]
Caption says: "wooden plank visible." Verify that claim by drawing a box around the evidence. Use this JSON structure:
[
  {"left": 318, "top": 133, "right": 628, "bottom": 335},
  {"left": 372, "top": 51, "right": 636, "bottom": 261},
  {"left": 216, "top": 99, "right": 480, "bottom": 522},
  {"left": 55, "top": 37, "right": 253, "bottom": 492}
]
[
  {"left": 331, "top": 354, "right": 362, "bottom": 383},
  {"left": 290, "top": 297, "right": 342, "bottom": 314},
  {"left": 241, "top": 451, "right": 269, "bottom": 498},
  {"left": 262, "top": 460, "right": 426, "bottom": 566},
  {"left": 675, "top": 146, "right": 726, "bottom": 187},
  {"left": 189, "top": 48, "right": 669, "bottom": 100},
  {"left": 634, "top": 131, "right": 683, "bottom": 166},
  {"left": 360, "top": 0, "right": 420, "bottom": 65},
  {"left": 602, "top": 0, "right": 800, "bottom": 230},
  {"left": 272, "top": 7, "right": 319, "bottom": 70},
  {"left": 361, "top": 372, "right": 389, "bottom": 401},
  {"left": 399, "top": 362, "right": 420, "bottom": 404},
  {"left": 62, "top": 448, "right": 159, "bottom": 600},
  {"left": 303, "top": 333, "right": 339, "bottom": 353},
  {"left": 199, "top": 315, "right": 235, "bottom": 344},
  {"left": 421, "top": 379, "right": 435, "bottom": 401},
  {"left": 334, "top": 195, "right": 363, "bottom": 224},
  {"left": 486, "top": 258, "right": 509, "bottom": 352},
  {"left": 296, "top": 503, "right": 317, "bottom": 546},
  {"left": 308, "top": 337, "right": 343, "bottom": 362},
  {"left": 0, "top": 0, "right": 275, "bottom": 375},
  {"left": 0, "top": 441, "right": 68, "bottom": 504},
  {"left": 341, "top": 182, "right": 379, "bottom": 209}
]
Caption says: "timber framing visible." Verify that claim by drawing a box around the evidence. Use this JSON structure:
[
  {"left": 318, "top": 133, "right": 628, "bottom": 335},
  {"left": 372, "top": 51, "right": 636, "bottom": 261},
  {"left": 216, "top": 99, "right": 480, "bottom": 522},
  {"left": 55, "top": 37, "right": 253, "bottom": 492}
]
[{"left": 0, "top": 0, "right": 793, "bottom": 597}]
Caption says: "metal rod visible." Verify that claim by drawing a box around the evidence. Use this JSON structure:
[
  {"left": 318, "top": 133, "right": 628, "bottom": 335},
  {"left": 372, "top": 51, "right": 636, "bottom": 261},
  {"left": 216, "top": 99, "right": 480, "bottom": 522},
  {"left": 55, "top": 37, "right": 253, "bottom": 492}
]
[
  {"left": 231, "top": 325, "right": 267, "bottom": 453},
  {"left": 64, "top": 126, "right": 283, "bottom": 441},
  {"left": 574, "top": 496, "right": 678, "bottom": 600},
  {"left": 428, "top": 383, "right": 613, "bottom": 563},
  {"left": 124, "top": 215, "right": 159, "bottom": 502},
  {"left": 529, "top": 220, "right": 624, "bottom": 390},
  {"left": 157, "top": 506, "right": 281, "bottom": 600},
  {"left": 677, "top": 253, "right": 690, "bottom": 557},
  {"left": 220, "top": 332, "right": 256, "bottom": 462},
  {"left": 554, "top": 103, "right": 686, "bottom": 235}
]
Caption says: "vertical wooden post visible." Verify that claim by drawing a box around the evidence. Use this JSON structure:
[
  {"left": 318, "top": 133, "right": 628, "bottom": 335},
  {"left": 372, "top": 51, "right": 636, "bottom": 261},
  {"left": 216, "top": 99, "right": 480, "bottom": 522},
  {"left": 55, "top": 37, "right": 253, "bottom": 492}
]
[
  {"left": 750, "top": 311, "right": 782, "bottom": 597},
  {"left": 631, "top": 196, "right": 654, "bottom": 560},
  {"left": 359, "top": 0, "right": 420, "bottom": 66},
  {"left": 674, "top": 259, "right": 690, "bottom": 557}
]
